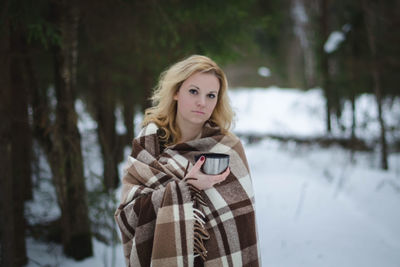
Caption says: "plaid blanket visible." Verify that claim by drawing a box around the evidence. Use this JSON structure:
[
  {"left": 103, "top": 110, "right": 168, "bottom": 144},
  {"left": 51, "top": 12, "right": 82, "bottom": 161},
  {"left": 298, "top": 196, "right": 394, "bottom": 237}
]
[{"left": 115, "top": 122, "right": 260, "bottom": 267}]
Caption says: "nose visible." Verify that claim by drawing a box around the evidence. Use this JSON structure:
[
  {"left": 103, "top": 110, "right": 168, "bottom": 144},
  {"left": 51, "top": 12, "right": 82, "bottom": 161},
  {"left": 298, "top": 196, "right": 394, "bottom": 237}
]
[{"left": 196, "top": 96, "right": 206, "bottom": 107}]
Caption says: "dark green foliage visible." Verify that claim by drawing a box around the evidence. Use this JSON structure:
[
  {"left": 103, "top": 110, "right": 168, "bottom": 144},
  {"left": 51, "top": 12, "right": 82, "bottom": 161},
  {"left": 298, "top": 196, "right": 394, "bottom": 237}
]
[
  {"left": 252, "top": 0, "right": 294, "bottom": 84},
  {"left": 326, "top": 0, "right": 399, "bottom": 117}
]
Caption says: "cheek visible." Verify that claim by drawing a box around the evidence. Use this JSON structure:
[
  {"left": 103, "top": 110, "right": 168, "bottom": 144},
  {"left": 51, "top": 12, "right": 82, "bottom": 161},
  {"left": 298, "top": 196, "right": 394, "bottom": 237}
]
[
  {"left": 177, "top": 94, "right": 192, "bottom": 112},
  {"left": 208, "top": 100, "right": 218, "bottom": 113}
]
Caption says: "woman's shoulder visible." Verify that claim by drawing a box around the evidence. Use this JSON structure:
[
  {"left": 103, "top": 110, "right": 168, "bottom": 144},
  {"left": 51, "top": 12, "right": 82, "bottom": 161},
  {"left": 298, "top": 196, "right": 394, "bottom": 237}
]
[
  {"left": 224, "top": 131, "right": 241, "bottom": 143},
  {"left": 137, "top": 122, "right": 159, "bottom": 138},
  {"left": 216, "top": 131, "right": 246, "bottom": 151},
  {"left": 224, "top": 132, "right": 250, "bottom": 168}
]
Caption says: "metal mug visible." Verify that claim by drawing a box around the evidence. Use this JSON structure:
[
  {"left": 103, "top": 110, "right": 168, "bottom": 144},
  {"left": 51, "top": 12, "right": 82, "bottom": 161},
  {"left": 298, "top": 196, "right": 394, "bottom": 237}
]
[{"left": 195, "top": 153, "right": 230, "bottom": 175}]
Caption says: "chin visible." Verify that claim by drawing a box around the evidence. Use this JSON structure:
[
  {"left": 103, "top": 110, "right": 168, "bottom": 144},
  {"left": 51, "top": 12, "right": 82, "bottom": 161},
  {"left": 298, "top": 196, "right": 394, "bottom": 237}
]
[{"left": 189, "top": 118, "right": 207, "bottom": 125}]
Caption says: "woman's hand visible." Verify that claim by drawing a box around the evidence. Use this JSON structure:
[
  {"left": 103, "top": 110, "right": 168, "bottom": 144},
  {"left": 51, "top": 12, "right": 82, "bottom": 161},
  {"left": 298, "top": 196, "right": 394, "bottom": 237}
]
[{"left": 184, "top": 156, "right": 230, "bottom": 190}]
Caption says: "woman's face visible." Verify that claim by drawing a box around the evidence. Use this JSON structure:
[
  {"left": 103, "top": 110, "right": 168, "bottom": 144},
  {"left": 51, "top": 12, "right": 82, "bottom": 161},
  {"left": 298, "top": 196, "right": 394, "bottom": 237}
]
[{"left": 174, "top": 71, "right": 220, "bottom": 127}]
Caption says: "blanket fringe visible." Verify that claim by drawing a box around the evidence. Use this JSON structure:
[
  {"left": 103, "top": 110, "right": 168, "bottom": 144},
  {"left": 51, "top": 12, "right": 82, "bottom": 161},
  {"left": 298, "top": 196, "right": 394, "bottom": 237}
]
[{"left": 188, "top": 184, "right": 210, "bottom": 261}]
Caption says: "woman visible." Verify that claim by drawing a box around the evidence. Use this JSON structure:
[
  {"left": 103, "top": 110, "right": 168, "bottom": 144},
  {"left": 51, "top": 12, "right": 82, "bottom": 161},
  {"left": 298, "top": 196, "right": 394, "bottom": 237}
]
[{"left": 115, "top": 55, "right": 260, "bottom": 267}]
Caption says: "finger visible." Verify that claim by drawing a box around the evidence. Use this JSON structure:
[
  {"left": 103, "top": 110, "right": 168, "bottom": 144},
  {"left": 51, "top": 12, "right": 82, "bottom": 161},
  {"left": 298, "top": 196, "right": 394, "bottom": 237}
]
[
  {"left": 223, "top": 167, "right": 230, "bottom": 175},
  {"left": 220, "top": 167, "right": 230, "bottom": 178},
  {"left": 184, "top": 177, "right": 198, "bottom": 182},
  {"left": 189, "top": 156, "right": 205, "bottom": 175},
  {"left": 214, "top": 167, "right": 230, "bottom": 184}
]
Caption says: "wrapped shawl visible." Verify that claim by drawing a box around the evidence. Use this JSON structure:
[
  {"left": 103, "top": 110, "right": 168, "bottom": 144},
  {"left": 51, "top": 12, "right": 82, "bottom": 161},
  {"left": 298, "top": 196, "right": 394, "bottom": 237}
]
[{"left": 115, "top": 122, "right": 260, "bottom": 267}]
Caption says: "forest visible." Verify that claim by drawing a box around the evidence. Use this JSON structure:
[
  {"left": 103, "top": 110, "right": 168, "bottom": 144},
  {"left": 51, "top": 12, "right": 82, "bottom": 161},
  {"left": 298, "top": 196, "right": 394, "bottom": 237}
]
[{"left": 0, "top": 0, "right": 399, "bottom": 266}]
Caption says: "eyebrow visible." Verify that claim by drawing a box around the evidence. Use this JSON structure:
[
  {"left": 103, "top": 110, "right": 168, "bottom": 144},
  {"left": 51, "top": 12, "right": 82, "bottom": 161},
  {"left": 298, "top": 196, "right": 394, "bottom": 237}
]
[
  {"left": 189, "top": 85, "right": 200, "bottom": 90},
  {"left": 189, "top": 84, "right": 218, "bottom": 94}
]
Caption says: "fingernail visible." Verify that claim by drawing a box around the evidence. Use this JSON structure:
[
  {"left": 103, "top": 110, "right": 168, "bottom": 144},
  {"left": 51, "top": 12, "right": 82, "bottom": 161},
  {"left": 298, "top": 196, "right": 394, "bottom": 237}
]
[{"left": 200, "top": 156, "right": 205, "bottom": 161}]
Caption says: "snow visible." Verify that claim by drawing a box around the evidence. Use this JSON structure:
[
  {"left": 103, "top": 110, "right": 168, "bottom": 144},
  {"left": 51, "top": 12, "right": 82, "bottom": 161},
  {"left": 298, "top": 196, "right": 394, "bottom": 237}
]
[
  {"left": 292, "top": 1, "right": 308, "bottom": 24},
  {"left": 324, "top": 31, "right": 346, "bottom": 53},
  {"left": 230, "top": 87, "right": 400, "bottom": 144},
  {"left": 229, "top": 87, "right": 326, "bottom": 137},
  {"left": 26, "top": 87, "right": 400, "bottom": 267},
  {"left": 249, "top": 140, "right": 400, "bottom": 267},
  {"left": 323, "top": 24, "right": 351, "bottom": 54},
  {"left": 258, "top": 67, "right": 271, "bottom": 78}
]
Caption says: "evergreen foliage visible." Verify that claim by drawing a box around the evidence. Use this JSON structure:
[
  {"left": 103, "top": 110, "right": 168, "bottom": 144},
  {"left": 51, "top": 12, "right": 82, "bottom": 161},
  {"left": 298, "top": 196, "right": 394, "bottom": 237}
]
[{"left": 1, "top": 0, "right": 398, "bottom": 263}]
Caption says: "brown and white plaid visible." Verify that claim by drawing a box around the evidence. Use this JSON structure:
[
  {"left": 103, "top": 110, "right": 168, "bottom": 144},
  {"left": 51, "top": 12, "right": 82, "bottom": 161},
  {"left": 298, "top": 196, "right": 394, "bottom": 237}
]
[{"left": 115, "top": 122, "right": 260, "bottom": 267}]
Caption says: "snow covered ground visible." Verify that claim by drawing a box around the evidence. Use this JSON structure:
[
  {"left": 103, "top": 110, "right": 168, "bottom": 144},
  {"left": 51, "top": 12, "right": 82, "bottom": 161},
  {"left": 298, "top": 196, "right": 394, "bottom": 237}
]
[
  {"left": 26, "top": 87, "right": 400, "bottom": 267},
  {"left": 230, "top": 87, "right": 400, "bottom": 144},
  {"left": 248, "top": 140, "right": 400, "bottom": 267}
]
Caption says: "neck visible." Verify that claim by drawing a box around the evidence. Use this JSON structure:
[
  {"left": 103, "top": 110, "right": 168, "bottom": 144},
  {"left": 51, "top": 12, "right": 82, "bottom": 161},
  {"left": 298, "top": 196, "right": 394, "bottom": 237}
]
[{"left": 176, "top": 120, "right": 203, "bottom": 143}]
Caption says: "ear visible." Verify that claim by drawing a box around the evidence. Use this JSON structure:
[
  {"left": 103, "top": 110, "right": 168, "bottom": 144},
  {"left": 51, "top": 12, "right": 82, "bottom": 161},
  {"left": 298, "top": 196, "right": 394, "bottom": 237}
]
[{"left": 173, "top": 90, "right": 179, "bottom": 100}]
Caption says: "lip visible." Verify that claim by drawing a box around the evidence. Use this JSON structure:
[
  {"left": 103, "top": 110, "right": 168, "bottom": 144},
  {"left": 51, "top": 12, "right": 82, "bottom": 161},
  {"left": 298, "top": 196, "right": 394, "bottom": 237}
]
[{"left": 192, "top": 110, "right": 205, "bottom": 115}]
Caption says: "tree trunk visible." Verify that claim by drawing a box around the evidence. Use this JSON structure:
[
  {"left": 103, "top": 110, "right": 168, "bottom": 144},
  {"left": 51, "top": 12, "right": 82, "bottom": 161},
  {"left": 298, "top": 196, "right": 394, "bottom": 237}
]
[
  {"left": 349, "top": 90, "right": 357, "bottom": 163},
  {"left": 0, "top": 83, "right": 16, "bottom": 267},
  {"left": 123, "top": 89, "right": 135, "bottom": 144},
  {"left": 51, "top": 0, "right": 93, "bottom": 259},
  {"left": 9, "top": 24, "right": 30, "bottom": 267},
  {"left": 350, "top": 92, "right": 356, "bottom": 140},
  {"left": 320, "top": 0, "right": 332, "bottom": 133},
  {"left": 95, "top": 79, "right": 120, "bottom": 189},
  {"left": 348, "top": 54, "right": 357, "bottom": 142},
  {"left": 0, "top": 16, "right": 15, "bottom": 267},
  {"left": 0, "top": 17, "right": 28, "bottom": 267},
  {"left": 139, "top": 67, "right": 154, "bottom": 112},
  {"left": 11, "top": 27, "right": 33, "bottom": 202},
  {"left": 362, "top": 0, "right": 388, "bottom": 170}
]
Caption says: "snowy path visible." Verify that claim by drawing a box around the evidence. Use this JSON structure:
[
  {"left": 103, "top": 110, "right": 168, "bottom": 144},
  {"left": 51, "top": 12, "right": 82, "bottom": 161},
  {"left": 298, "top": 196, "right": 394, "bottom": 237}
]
[{"left": 248, "top": 141, "right": 400, "bottom": 267}]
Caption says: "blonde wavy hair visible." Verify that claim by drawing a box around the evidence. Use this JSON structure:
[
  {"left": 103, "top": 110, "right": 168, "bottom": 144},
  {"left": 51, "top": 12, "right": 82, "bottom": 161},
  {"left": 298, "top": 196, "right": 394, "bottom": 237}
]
[{"left": 142, "top": 55, "right": 234, "bottom": 145}]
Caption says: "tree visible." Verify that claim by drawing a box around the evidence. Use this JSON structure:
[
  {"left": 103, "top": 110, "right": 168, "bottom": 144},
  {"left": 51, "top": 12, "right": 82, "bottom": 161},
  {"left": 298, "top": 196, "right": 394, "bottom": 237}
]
[
  {"left": 0, "top": 1, "right": 34, "bottom": 265},
  {"left": 0, "top": 16, "right": 27, "bottom": 267},
  {"left": 314, "top": 0, "right": 333, "bottom": 133},
  {"left": 48, "top": 0, "right": 93, "bottom": 258},
  {"left": 27, "top": 0, "right": 93, "bottom": 259},
  {"left": 362, "top": 0, "right": 388, "bottom": 169}
]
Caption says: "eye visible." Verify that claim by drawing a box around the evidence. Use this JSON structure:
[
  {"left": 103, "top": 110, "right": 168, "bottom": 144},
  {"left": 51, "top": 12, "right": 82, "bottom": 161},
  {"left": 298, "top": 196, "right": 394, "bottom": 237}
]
[
  {"left": 207, "top": 93, "right": 216, "bottom": 99},
  {"left": 189, "top": 89, "right": 198, "bottom": 95}
]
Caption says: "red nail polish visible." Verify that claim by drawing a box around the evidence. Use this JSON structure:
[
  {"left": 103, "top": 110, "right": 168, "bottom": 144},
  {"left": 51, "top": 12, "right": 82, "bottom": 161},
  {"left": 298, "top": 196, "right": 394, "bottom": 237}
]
[{"left": 200, "top": 156, "right": 205, "bottom": 161}]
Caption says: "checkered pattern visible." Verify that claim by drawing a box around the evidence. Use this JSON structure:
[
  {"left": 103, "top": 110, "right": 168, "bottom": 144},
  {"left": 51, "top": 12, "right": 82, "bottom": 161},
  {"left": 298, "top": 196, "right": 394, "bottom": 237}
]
[{"left": 115, "top": 122, "right": 260, "bottom": 267}]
